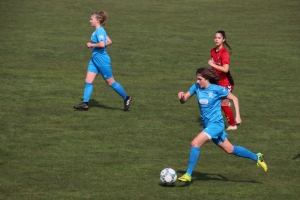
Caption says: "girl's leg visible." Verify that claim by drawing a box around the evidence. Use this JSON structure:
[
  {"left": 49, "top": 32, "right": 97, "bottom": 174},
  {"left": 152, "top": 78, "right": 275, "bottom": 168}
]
[
  {"left": 218, "top": 138, "right": 267, "bottom": 172},
  {"left": 187, "top": 132, "right": 211, "bottom": 175},
  {"left": 178, "top": 132, "right": 210, "bottom": 182},
  {"left": 74, "top": 72, "right": 97, "bottom": 110},
  {"left": 186, "top": 147, "right": 200, "bottom": 176},
  {"left": 218, "top": 138, "right": 258, "bottom": 161},
  {"left": 106, "top": 77, "right": 132, "bottom": 111},
  {"left": 221, "top": 99, "right": 236, "bottom": 129},
  {"left": 106, "top": 77, "right": 127, "bottom": 100},
  {"left": 83, "top": 72, "right": 97, "bottom": 103}
]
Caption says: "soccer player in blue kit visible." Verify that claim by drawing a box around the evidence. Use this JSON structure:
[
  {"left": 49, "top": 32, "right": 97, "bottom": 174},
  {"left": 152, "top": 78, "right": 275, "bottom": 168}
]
[
  {"left": 177, "top": 67, "right": 267, "bottom": 182},
  {"left": 74, "top": 11, "right": 132, "bottom": 111}
]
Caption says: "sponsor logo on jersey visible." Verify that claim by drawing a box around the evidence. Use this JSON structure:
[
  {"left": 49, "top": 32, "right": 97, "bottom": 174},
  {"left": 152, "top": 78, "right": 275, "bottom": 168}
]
[{"left": 199, "top": 99, "right": 209, "bottom": 104}]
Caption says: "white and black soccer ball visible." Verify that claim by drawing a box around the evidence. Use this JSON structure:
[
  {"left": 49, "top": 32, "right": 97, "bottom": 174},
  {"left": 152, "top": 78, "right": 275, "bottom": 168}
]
[{"left": 160, "top": 168, "right": 177, "bottom": 184}]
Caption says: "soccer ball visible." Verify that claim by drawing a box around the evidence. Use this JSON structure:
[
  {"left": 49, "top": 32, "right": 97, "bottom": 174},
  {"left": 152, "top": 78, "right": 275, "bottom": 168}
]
[{"left": 160, "top": 168, "right": 177, "bottom": 184}]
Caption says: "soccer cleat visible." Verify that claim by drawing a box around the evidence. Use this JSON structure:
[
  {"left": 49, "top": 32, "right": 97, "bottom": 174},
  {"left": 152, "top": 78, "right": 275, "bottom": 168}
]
[
  {"left": 178, "top": 173, "right": 192, "bottom": 182},
  {"left": 226, "top": 125, "right": 237, "bottom": 130},
  {"left": 124, "top": 96, "right": 132, "bottom": 111},
  {"left": 74, "top": 102, "right": 89, "bottom": 110},
  {"left": 256, "top": 152, "right": 268, "bottom": 172}
]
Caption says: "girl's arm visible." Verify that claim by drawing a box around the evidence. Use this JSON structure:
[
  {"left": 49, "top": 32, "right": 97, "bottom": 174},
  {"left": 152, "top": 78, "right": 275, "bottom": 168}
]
[
  {"left": 227, "top": 92, "right": 242, "bottom": 125},
  {"left": 208, "top": 58, "right": 229, "bottom": 73},
  {"left": 86, "top": 41, "right": 106, "bottom": 48},
  {"left": 106, "top": 36, "right": 112, "bottom": 46},
  {"left": 178, "top": 91, "right": 192, "bottom": 104},
  {"left": 86, "top": 37, "right": 112, "bottom": 48}
]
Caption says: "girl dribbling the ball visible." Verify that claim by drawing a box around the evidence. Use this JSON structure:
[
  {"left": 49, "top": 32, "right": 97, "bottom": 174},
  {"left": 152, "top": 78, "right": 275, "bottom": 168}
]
[{"left": 177, "top": 67, "right": 267, "bottom": 182}]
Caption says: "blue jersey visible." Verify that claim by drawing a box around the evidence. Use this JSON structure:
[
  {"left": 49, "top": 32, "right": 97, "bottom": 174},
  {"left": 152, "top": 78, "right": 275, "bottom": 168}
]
[
  {"left": 189, "top": 83, "right": 229, "bottom": 126},
  {"left": 90, "top": 26, "right": 109, "bottom": 57}
]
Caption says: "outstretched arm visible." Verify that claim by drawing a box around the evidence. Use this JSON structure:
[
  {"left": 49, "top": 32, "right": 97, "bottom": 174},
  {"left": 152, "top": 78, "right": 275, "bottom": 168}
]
[
  {"left": 178, "top": 91, "right": 192, "bottom": 104},
  {"left": 227, "top": 92, "right": 242, "bottom": 125}
]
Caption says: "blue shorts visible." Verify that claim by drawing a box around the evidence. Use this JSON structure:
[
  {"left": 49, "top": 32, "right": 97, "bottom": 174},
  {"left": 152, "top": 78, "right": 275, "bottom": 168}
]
[
  {"left": 202, "top": 121, "right": 228, "bottom": 145},
  {"left": 87, "top": 55, "right": 113, "bottom": 79}
]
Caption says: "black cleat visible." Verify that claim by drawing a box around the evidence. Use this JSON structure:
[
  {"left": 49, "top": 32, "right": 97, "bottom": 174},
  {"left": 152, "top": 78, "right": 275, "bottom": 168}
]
[
  {"left": 124, "top": 96, "right": 132, "bottom": 111},
  {"left": 74, "top": 102, "right": 89, "bottom": 110}
]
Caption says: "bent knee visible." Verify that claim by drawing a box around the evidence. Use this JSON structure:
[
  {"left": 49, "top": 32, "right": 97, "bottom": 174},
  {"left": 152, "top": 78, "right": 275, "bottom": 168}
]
[
  {"left": 223, "top": 147, "right": 234, "bottom": 154},
  {"left": 190, "top": 141, "right": 197, "bottom": 147},
  {"left": 190, "top": 141, "right": 204, "bottom": 147}
]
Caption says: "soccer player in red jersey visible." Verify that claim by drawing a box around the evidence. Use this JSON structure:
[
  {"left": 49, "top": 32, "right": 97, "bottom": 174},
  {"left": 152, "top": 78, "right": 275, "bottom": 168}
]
[{"left": 208, "top": 30, "right": 237, "bottom": 130}]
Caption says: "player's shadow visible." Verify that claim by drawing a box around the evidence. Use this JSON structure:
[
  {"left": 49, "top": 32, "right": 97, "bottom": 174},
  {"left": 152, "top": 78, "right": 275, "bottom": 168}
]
[
  {"left": 196, "top": 117, "right": 203, "bottom": 126},
  {"left": 74, "top": 99, "right": 123, "bottom": 111},
  {"left": 159, "top": 183, "right": 176, "bottom": 187},
  {"left": 175, "top": 170, "right": 261, "bottom": 187},
  {"left": 292, "top": 153, "right": 300, "bottom": 160}
]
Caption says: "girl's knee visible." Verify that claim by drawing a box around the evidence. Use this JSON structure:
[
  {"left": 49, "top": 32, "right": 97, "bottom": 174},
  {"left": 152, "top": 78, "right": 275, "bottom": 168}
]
[
  {"left": 225, "top": 149, "right": 233, "bottom": 154},
  {"left": 190, "top": 141, "right": 204, "bottom": 147},
  {"left": 190, "top": 141, "right": 198, "bottom": 147},
  {"left": 223, "top": 146, "right": 234, "bottom": 154}
]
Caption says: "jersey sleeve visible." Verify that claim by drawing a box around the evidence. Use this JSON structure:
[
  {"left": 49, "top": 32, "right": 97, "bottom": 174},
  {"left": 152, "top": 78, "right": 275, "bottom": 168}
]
[
  {"left": 221, "top": 51, "right": 230, "bottom": 65},
  {"left": 188, "top": 83, "right": 198, "bottom": 95},
  {"left": 217, "top": 86, "right": 229, "bottom": 98},
  {"left": 96, "top": 29, "right": 106, "bottom": 43},
  {"left": 98, "top": 31, "right": 105, "bottom": 42}
]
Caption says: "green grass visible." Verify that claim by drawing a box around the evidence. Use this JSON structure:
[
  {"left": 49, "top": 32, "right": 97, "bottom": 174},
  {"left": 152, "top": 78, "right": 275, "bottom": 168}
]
[{"left": 1, "top": 0, "right": 300, "bottom": 199}]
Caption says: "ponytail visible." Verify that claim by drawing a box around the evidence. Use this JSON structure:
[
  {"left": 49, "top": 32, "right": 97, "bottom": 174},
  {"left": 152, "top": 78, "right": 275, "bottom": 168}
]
[
  {"left": 216, "top": 30, "right": 232, "bottom": 52},
  {"left": 92, "top": 10, "right": 108, "bottom": 25}
]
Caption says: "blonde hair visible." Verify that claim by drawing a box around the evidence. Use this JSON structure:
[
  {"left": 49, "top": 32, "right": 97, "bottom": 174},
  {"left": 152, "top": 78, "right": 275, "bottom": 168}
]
[{"left": 92, "top": 11, "right": 107, "bottom": 25}]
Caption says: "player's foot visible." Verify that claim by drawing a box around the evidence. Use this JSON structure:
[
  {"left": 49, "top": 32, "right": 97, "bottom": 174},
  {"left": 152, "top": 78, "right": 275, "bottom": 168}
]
[
  {"left": 226, "top": 125, "right": 237, "bottom": 130},
  {"left": 124, "top": 96, "right": 132, "bottom": 111},
  {"left": 178, "top": 173, "right": 191, "bottom": 182},
  {"left": 256, "top": 152, "right": 268, "bottom": 172},
  {"left": 74, "top": 102, "right": 89, "bottom": 110}
]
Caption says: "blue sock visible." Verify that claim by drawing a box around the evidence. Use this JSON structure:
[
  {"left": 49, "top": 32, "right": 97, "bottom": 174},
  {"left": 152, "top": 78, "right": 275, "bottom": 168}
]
[
  {"left": 232, "top": 145, "right": 258, "bottom": 162},
  {"left": 110, "top": 82, "right": 127, "bottom": 100},
  {"left": 186, "top": 147, "right": 200, "bottom": 176},
  {"left": 83, "top": 82, "right": 93, "bottom": 102}
]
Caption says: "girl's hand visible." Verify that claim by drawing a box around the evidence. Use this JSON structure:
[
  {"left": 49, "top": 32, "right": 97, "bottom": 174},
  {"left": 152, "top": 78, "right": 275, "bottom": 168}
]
[
  {"left": 86, "top": 42, "right": 93, "bottom": 48},
  {"left": 208, "top": 59, "right": 215, "bottom": 67},
  {"left": 235, "top": 117, "right": 242, "bottom": 125},
  {"left": 178, "top": 92, "right": 185, "bottom": 100}
]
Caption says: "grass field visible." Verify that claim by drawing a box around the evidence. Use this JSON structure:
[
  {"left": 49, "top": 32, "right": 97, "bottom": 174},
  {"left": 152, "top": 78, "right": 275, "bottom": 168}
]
[{"left": 1, "top": 0, "right": 300, "bottom": 199}]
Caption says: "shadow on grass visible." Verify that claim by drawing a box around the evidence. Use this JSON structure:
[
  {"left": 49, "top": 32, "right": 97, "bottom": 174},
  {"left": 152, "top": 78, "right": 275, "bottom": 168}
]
[
  {"left": 159, "top": 183, "right": 176, "bottom": 187},
  {"left": 75, "top": 99, "right": 123, "bottom": 111},
  {"left": 171, "top": 170, "right": 261, "bottom": 187},
  {"left": 292, "top": 153, "right": 300, "bottom": 160},
  {"left": 196, "top": 117, "right": 203, "bottom": 126}
]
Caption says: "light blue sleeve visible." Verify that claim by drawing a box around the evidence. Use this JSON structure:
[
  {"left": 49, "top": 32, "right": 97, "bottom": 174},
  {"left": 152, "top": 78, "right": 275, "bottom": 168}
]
[
  {"left": 217, "top": 85, "right": 229, "bottom": 98},
  {"left": 98, "top": 29, "right": 105, "bottom": 42},
  {"left": 188, "top": 83, "right": 198, "bottom": 95}
]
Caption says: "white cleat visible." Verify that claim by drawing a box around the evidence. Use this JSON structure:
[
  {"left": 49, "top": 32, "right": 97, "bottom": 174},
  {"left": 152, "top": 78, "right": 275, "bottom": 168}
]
[{"left": 226, "top": 125, "right": 237, "bottom": 130}]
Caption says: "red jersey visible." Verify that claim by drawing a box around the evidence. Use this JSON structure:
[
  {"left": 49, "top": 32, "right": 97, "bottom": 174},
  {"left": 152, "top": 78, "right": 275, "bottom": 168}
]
[{"left": 210, "top": 47, "right": 234, "bottom": 86}]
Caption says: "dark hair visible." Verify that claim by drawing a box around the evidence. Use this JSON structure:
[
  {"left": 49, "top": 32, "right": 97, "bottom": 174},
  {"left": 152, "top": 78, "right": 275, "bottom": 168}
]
[
  {"left": 196, "top": 67, "right": 220, "bottom": 84},
  {"left": 216, "top": 30, "right": 232, "bottom": 51},
  {"left": 92, "top": 11, "right": 107, "bottom": 25}
]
